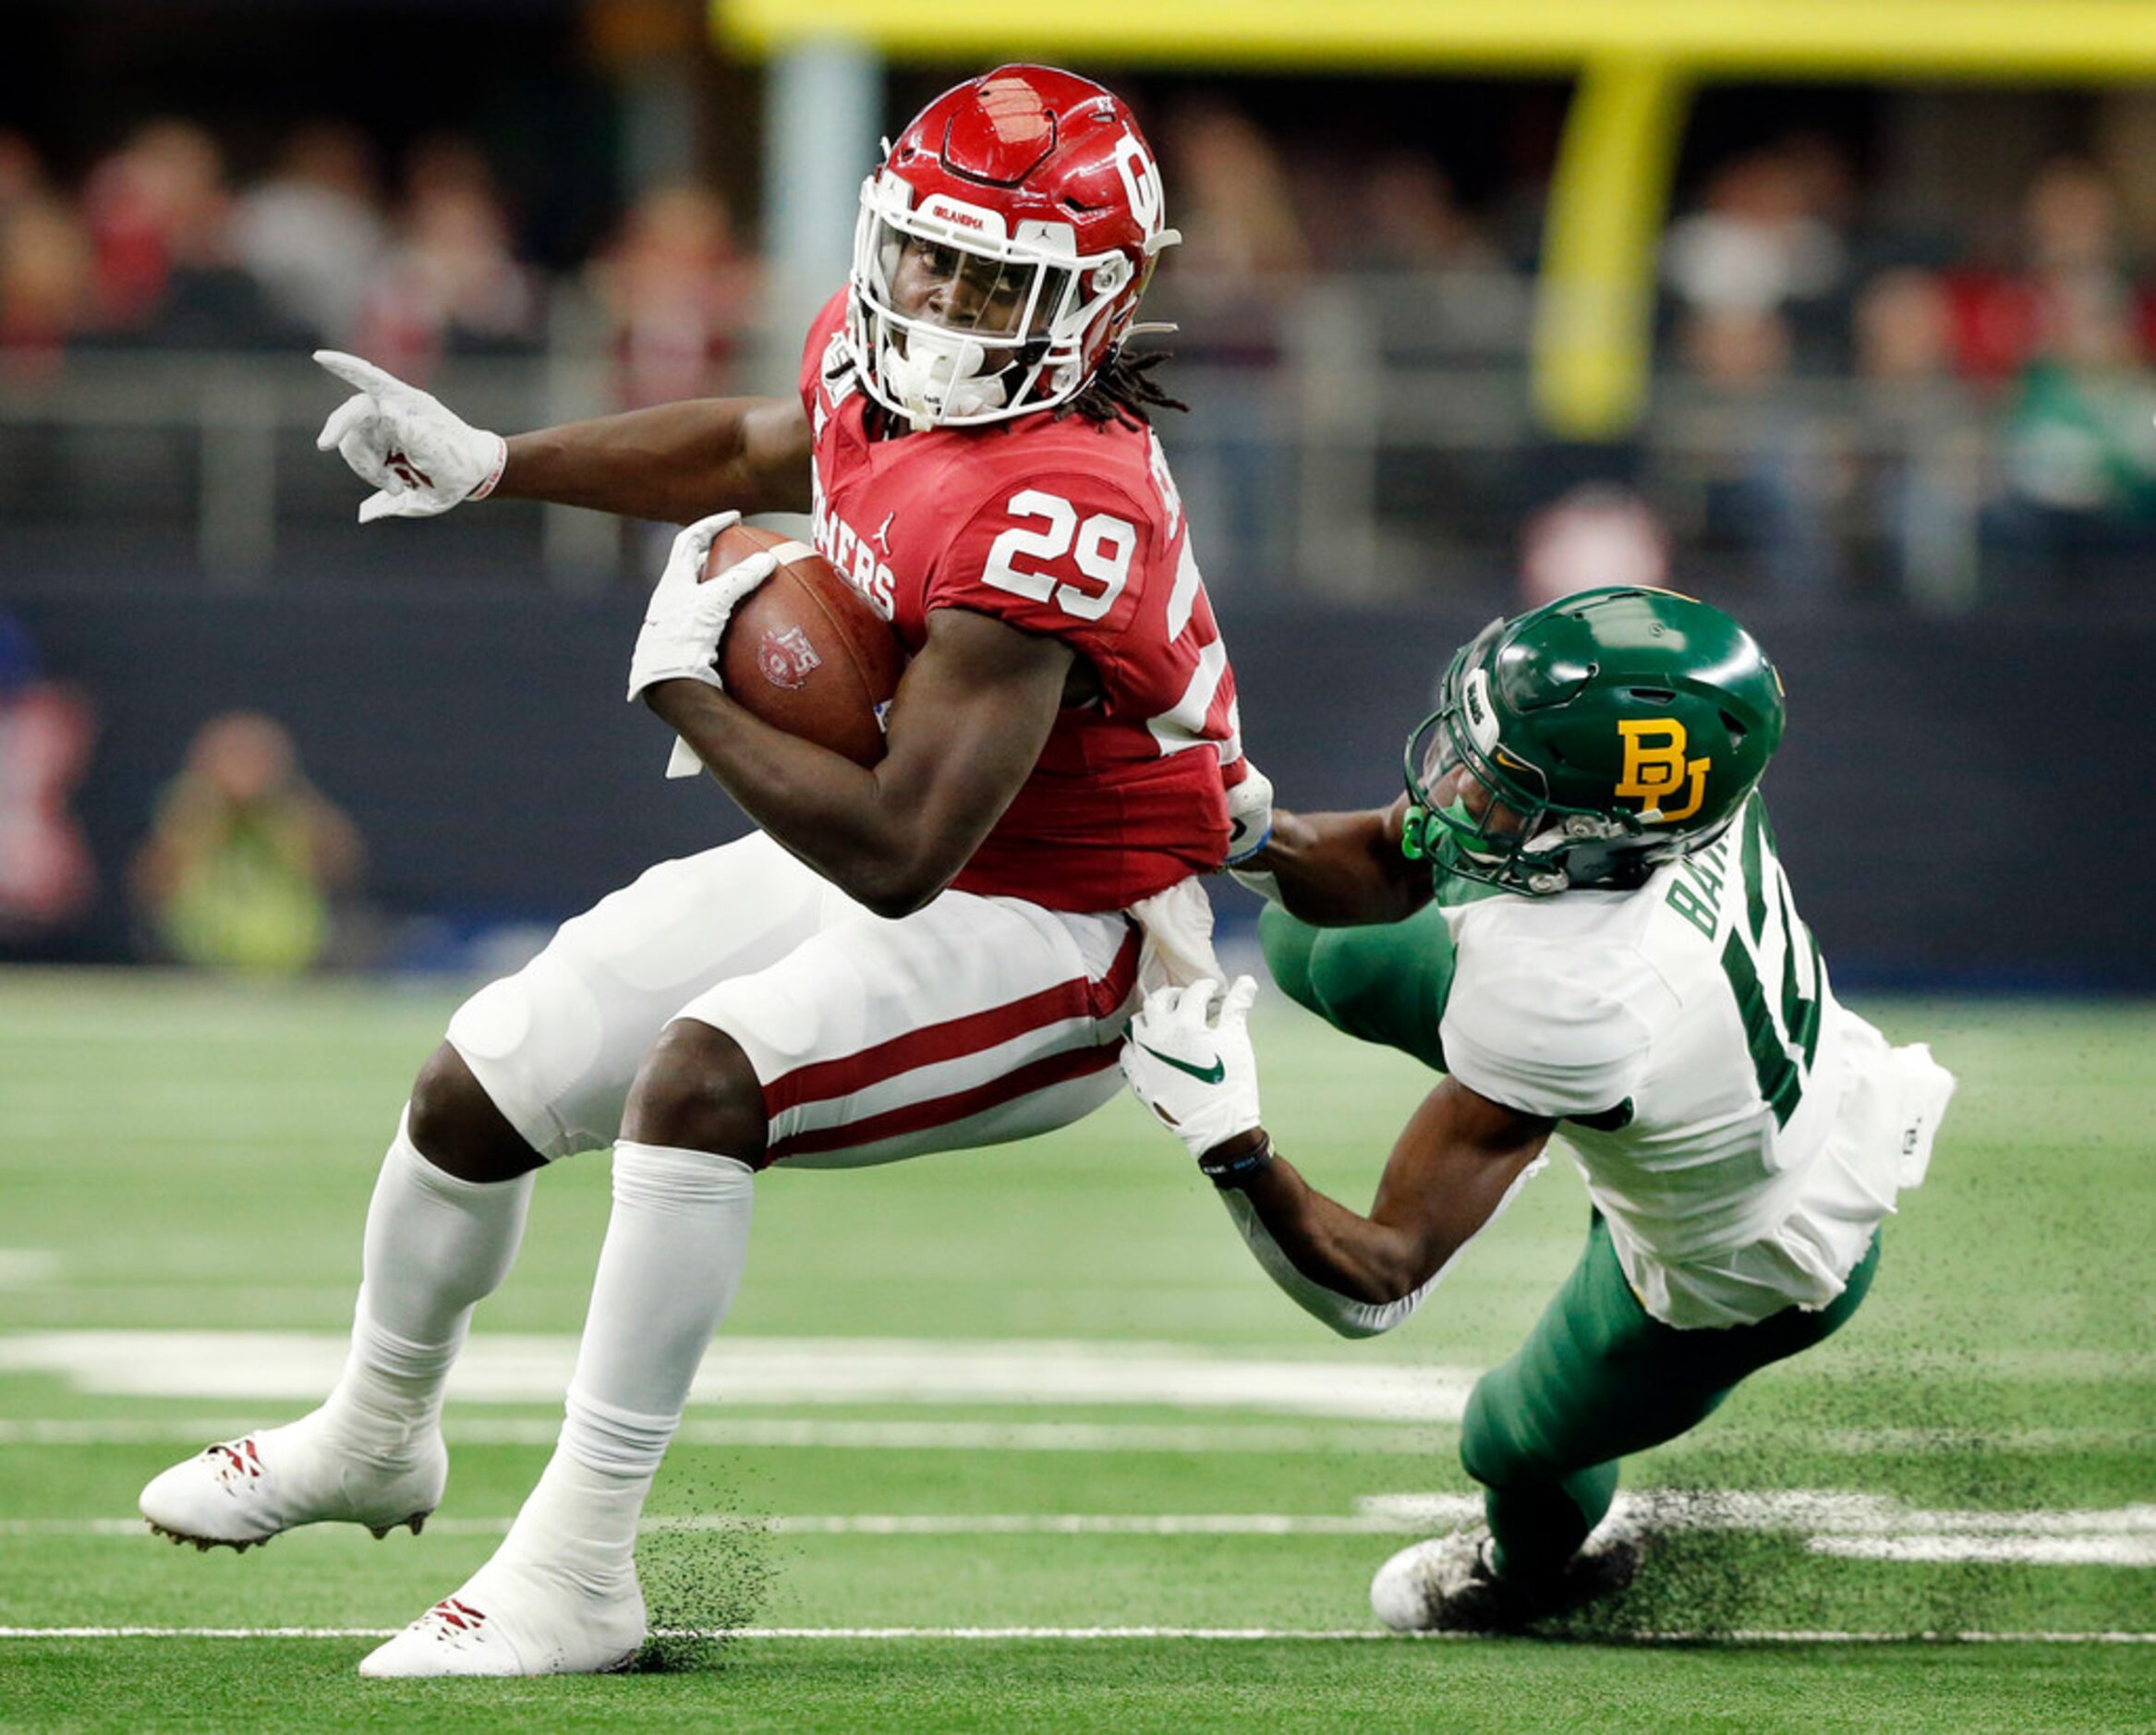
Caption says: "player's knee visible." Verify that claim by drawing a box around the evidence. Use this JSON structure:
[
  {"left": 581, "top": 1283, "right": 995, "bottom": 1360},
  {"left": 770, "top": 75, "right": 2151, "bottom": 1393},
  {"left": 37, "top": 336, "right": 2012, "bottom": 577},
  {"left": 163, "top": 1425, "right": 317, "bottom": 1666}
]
[
  {"left": 1257, "top": 904, "right": 1324, "bottom": 1013},
  {"left": 408, "top": 1041, "right": 545, "bottom": 1182},
  {"left": 1459, "top": 1377, "right": 1532, "bottom": 1490},
  {"left": 622, "top": 1018, "right": 769, "bottom": 1163}
]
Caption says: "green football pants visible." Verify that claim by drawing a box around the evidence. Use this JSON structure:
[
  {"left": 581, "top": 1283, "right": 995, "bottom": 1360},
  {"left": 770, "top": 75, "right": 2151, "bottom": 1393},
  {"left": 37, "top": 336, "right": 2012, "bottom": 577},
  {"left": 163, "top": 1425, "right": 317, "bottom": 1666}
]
[
  {"left": 1258, "top": 902, "right": 1453, "bottom": 1074},
  {"left": 1463, "top": 1211, "right": 1878, "bottom": 1583},
  {"left": 1258, "top": 903, "right": 1881, "bottom": 1584}
]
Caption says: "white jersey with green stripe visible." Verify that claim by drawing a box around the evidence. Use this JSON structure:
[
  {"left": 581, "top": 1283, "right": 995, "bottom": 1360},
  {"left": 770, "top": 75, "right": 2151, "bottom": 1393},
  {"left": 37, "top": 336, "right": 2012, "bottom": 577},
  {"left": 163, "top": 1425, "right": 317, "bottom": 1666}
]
[{"left": 1435, "top": 795, "right": 1955, "bottom": 1329}]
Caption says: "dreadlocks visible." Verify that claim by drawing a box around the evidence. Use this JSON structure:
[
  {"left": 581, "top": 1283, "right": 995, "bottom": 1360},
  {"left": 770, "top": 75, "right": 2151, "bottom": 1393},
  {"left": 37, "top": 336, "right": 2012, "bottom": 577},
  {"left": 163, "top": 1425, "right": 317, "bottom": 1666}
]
[{"left": 1055, "top": 346, "right": 1187, "bottom": 431}]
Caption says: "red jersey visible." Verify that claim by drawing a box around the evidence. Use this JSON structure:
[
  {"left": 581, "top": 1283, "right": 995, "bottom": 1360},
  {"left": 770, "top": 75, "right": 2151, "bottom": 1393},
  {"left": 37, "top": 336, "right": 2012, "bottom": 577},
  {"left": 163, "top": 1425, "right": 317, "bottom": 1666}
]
[{"left": 796, "top": 292, "right": 1243, "bottom": 912}]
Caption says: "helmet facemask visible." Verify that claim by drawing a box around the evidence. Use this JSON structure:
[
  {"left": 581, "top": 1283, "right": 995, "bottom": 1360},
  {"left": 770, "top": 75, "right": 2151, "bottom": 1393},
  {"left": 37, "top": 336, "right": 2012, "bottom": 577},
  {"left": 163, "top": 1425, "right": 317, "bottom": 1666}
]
[
  {"left": 849, "top": 170, "right": 1135, "bottom": 431},
  {"left": 1401, "top": 588, "right": 1786, "bottom": 897},
  {"left": 1401, "top": 625, "right": 1645, "bottom": 897}
]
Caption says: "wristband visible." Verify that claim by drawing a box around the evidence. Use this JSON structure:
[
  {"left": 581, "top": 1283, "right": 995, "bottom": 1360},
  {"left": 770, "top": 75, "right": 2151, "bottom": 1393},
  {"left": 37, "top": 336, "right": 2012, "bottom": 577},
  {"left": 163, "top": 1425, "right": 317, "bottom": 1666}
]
[
  {"left": 467, "top": 432, "right": 510, "bottom": 502},
  {"left": 1198, "top": 1134, "right": 1277, "bottom": 1191}
]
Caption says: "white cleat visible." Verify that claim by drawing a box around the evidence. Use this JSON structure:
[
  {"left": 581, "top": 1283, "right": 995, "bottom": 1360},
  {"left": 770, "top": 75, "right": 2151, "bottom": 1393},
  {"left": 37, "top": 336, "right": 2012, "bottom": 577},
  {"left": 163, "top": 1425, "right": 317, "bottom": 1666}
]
[
  {"left": 1371, "top": 1523, "right": 1494, "bottom": 1632},
  {"left": 139, "top": 1414, "right": 445, "bottom": 1552},
  {"left": 357, "top": 1558, "right": 647, "bottom": 1678},
  {"left": 1370, "top": 1520, "right": 1639, "bottom": 1633}
]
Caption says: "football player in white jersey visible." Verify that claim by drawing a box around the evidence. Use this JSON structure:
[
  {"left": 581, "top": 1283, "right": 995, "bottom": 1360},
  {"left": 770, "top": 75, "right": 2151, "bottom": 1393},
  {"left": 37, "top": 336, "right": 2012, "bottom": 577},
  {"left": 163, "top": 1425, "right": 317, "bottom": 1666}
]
[{"left": 1120, "top": 586, "right": 1956, "bottom": 1632}]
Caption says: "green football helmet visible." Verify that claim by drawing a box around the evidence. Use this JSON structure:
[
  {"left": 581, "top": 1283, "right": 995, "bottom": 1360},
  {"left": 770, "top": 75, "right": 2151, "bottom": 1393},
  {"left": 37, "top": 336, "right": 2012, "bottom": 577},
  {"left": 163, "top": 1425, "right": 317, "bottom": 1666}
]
[{"left": 1400, "top": 586, "right": 1786, "bottom": 895}]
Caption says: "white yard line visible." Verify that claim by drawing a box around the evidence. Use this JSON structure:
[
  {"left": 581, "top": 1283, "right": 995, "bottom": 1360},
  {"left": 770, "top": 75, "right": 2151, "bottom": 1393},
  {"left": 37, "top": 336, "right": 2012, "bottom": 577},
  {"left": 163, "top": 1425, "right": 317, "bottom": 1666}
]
[
  {"left": 1360, "top": 1490, "right": 2156, "bottom": 1535},
  {"left": 2, "top": 1332, "right": 2144, "bottom": 1452},
  {"left": 1809, "top": 1536, "right": 2156, "bottom": 1566},
  {"left": 1809, "top": 1426, "right": 2154, "bottom": 1452},
  {"left": 0, "top": 1416, "right": 1442, "bottom": 1453},
  {"left": 0, "top": 1331, "right": 1476, "bottom": 1423},
  {"left": 13, "top": 1514, "right": 1419, "bottom": 1538},
  {"left": 0, "top": 1625, "right": 2149, "bottom": 1644},
  {"left": 3, "top": 1326, "right": 2145, "bottom": 1385},
  {"left": 10, "top": 1494, "right": 2156, "bottom": 1565},
  {"left": 0, "top": 1252, "right": 61, "bottom": 1289},
  {"left": 3, "top": 1415, "right": 2143, "bottom": 1454}
]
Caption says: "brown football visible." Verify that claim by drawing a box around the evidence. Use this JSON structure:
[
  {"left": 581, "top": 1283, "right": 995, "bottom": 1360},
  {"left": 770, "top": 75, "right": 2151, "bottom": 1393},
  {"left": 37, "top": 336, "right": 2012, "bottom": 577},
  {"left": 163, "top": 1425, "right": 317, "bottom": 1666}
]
[{"left": 703, "top": 524, "right": 904, "bottom": 767}]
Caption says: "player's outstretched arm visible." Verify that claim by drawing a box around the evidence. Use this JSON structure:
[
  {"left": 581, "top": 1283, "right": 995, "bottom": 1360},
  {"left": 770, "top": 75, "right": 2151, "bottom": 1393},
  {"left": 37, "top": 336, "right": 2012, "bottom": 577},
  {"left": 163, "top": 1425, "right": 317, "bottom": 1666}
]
[
  {"left": 1241, "top": 797, "right": 1432, "bottom": 928},
  {"left": 1123, "top": 980, "right": 1549, "bottom": 1337},
  {"left": 313, "top": 350, "right": 813, "bottom": 526},
  {"left": 1224, "top": 1079, "right": 1551, "bottom": 1309},
  {"left": 495, "top": 395, "right": 814, "bottom": 523},
  {"left": 639, "top": 601, "right": 1072, "bottom": 918}
]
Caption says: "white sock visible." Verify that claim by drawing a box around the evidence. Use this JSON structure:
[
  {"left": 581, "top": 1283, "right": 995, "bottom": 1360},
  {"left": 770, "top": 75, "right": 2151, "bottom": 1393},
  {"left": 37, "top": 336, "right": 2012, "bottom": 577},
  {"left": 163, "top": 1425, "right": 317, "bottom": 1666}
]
[
  {"left": 317, "top": 1106, "right": 536, "bottom": 1458},
  {"left": 499, "top": 1140, "right": 755, "bottom": 1585}
]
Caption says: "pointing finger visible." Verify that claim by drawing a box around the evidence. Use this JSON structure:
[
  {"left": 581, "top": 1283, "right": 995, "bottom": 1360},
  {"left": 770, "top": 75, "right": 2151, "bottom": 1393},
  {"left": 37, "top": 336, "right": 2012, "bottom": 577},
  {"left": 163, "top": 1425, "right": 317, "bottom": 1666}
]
[{"left": 313, "top": 349, "right": 406, "bottom": 399}]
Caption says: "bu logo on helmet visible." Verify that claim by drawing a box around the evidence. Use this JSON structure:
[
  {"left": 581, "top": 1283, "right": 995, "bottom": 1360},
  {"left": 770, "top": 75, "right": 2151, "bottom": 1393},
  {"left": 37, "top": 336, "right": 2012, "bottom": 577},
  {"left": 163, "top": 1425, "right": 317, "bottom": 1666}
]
[{"left": 1616, "top": 719, "right": 1710, "bottom": 822}]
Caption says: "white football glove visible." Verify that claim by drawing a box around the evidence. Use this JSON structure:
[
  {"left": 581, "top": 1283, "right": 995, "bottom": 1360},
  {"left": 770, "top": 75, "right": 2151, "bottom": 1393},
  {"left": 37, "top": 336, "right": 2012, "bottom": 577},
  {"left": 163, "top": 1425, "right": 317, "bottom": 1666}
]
[
  {"left": 1120, "top": 977, "right": 1263, "bottom": 1163},
  {"left": 1223, "top": 762, "right": 1275, "bottom": 867},
  {"left": 627, "top": 510, "right": 771, "bottom": 705},
  {"left": 313, "top": 349, "right": 508, "bottom": 524}
]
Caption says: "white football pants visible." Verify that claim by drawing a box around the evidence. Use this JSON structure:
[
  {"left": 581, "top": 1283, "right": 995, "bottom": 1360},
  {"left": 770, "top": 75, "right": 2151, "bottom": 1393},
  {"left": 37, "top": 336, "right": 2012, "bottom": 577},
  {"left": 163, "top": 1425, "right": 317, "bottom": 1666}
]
[{"left": 444, "top": 831, "right": 1142, "bottom": 1168}]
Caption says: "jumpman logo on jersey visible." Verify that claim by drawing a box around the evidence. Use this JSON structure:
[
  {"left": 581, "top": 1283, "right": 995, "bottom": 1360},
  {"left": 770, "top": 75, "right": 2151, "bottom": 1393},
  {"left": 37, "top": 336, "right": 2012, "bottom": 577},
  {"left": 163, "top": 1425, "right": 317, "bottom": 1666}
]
[{"left": 872, "top": 513, "right": 895, "bottom": 555}]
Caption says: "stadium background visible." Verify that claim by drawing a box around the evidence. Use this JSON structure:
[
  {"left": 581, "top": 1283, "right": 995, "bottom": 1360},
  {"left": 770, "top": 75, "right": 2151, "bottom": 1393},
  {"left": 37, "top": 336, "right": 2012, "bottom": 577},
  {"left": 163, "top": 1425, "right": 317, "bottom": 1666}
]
[
  {"left": 4, "top": 0, "right": 2155, "bottom": 984},
  {"left": 0, "top": 5, "right": 2152, "bottom": 1728}
]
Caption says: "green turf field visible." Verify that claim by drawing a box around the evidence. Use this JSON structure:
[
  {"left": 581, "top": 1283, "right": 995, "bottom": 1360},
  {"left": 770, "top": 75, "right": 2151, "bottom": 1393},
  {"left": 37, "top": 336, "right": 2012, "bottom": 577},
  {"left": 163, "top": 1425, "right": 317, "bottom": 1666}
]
[{"left": 1, "top": 968, "right": 2150, "bottom": 1731}]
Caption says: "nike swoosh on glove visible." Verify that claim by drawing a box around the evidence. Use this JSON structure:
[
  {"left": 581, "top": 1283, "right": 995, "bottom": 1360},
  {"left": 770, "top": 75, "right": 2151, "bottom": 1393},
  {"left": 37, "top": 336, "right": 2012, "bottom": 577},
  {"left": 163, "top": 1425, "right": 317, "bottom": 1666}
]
[
  {"left": 314, "top": 350, "right": 508, "bottom": 524},
  {"left": 1223, "top": 764, "right": 1274, "bottom": 867},
  {"left": 1120, "top": 977, "right": 1264, "bottom": 1162}
]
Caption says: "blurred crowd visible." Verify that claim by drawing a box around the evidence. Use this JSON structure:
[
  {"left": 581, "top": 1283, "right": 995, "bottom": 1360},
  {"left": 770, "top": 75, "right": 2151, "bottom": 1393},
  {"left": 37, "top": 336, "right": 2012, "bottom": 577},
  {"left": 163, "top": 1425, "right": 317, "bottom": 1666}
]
[
  {"left": 0, "top": 117, "right": 757, "bottom": 404},
  {"left": 13, "top": 109, "right": 2156, "bottom": 390},
  {"left": 1660, "top": 144, "right": 2156, "bottom": 598},
  {"left": 1152, "top": 104, "right": 2156, "bottom": 598},
  {"left": 5, "top": 104, "right": 2156, "bottom": 601},
  {"left": 3, "top": 99, "right": 2152, "bottom": 967}
]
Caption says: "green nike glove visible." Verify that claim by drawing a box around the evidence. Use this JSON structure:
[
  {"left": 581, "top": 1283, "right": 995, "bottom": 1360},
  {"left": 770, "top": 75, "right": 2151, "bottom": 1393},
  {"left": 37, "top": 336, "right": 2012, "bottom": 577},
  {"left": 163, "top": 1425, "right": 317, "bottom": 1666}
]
[{"left": 1120, "top": 977, "right": 1264, "bottom": 1163}]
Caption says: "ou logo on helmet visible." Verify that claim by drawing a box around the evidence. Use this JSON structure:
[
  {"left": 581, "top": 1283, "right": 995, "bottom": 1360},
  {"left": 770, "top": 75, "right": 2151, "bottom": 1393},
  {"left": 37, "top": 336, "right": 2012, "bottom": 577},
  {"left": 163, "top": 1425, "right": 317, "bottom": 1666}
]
[
  {"left": 1616, "top": 719, "right": 1710, "bottom": 823},
  {"left": 1112, "top": 133, "right": 1167, "bottom": 239}
]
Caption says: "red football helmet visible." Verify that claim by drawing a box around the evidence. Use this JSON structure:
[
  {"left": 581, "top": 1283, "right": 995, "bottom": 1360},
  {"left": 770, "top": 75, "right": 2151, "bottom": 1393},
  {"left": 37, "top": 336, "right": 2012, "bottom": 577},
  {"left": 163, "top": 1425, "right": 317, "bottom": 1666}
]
[{"left": 847, "top": 66, "right": 1179, "bottom": 431}]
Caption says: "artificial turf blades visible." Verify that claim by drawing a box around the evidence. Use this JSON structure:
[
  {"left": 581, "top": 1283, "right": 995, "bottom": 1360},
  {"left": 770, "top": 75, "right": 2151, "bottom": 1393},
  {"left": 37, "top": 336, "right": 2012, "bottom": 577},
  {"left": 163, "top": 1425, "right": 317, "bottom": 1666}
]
[{"left": 0, "top": 970, "right": 2150, "bottom": 1731}]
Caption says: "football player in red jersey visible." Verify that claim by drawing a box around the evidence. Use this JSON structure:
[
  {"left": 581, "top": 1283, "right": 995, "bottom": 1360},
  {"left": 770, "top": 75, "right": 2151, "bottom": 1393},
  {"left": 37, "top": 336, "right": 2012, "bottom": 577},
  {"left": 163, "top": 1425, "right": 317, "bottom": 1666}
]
[{"left": 138, "top": 67, "right": 1272, "bottom": 1676}]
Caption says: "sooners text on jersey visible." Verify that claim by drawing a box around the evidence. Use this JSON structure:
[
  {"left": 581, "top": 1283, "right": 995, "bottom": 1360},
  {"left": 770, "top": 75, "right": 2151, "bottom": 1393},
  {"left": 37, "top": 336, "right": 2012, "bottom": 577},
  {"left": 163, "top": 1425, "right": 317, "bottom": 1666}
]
[{"left": 798, "top": 291, "right": 1241, "bottom": 911}]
